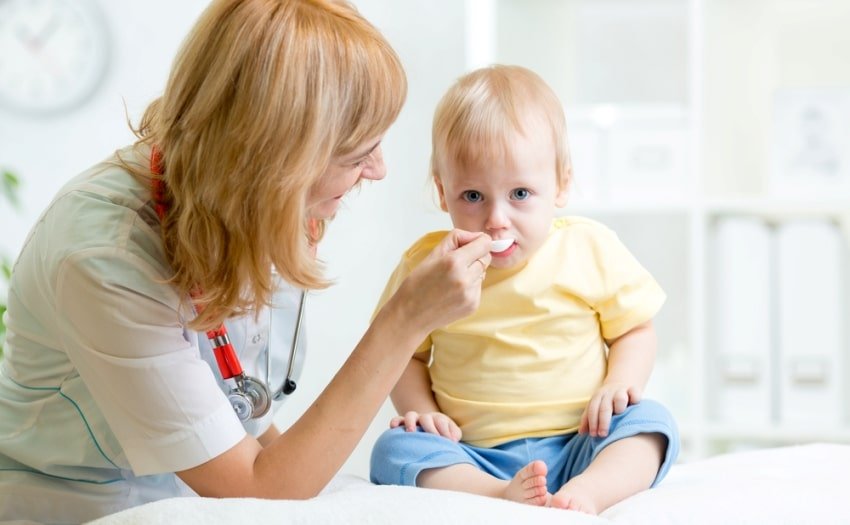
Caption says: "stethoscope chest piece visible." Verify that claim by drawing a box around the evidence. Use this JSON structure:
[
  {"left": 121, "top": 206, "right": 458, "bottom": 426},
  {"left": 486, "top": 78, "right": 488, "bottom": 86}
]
[
  {"left": 228, "top": 375, "right": 271, "bottom": 421},
  {"left": 214, "top": 288, "right": 307, "bottom": 420}
]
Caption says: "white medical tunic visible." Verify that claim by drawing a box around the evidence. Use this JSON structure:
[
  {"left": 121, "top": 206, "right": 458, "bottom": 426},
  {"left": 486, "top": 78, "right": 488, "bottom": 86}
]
[{"left": 0, "top": 146, "right": 306, "bottom": 524}]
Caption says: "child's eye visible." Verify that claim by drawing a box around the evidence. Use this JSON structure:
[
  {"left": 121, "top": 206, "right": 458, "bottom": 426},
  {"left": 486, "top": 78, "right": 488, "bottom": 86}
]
[
  {"left": 511, "top": 188, "right": 531, "bottom": 200},
  {"left": 462, "top": 190, "right": 483, "bottom": 203}
]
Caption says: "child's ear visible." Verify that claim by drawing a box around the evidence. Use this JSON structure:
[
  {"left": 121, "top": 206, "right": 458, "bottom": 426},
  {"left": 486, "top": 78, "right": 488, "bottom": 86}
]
[
  {"left": 555, "top": 187, "right": 568, "bottom": 207},
  {"left": 555, "top": 175, "right": 570, "bottom": 207},
  {"left": 434, "top": 175, "right": 449, "bottom": 212}
]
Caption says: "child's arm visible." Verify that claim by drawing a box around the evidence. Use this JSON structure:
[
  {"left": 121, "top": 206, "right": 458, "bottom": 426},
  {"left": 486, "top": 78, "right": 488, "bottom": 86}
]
[
  {"left": 580, "top": 319, "right": 658, "bottom": 438},
  {"left": 388, "top": 352, "right": 462, "bottom": 442}
]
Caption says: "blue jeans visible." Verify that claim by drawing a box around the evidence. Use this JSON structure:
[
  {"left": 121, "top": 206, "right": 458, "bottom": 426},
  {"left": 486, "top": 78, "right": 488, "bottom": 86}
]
[{"left": 370, "top": 399, "right": 679, "bottom": 494}]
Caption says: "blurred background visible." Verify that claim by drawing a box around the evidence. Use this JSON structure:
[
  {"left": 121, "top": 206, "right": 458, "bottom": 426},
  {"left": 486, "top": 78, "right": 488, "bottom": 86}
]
[{"left": 1, "top": 0, "right": 849, "bottom": 477}]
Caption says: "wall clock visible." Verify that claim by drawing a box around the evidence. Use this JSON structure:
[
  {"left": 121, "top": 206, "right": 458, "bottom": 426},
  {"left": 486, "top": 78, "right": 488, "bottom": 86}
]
[{"left": 0, "top": 0, "right": 110, "bottom": 115}]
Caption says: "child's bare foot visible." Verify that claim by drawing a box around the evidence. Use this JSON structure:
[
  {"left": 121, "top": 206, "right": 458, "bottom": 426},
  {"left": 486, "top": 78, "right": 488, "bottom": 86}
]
[
  {"left": 549, "top": 476, "right": 600, "bottom": 515},
  {"left": 502, "top": 460, "right": 550, "bottom": 506}
]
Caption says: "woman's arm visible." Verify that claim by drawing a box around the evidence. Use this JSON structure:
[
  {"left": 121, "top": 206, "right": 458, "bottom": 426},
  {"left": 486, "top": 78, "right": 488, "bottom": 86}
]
[
  {"left": 257, "top": 425, "right": 280, "bottom": 448},
  {"left": 177, "top": 230, "right": 491, "bottom": 499}
]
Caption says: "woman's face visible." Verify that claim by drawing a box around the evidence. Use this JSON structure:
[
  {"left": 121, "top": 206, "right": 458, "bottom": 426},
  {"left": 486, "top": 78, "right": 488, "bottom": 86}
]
[{"left": 307, "top": 136, "right": 386, "bottom": 219}]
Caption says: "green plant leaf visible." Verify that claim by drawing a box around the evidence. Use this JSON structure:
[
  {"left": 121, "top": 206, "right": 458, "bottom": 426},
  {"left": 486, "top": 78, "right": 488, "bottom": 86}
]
[
  {"left": 1, "top": 257, "right": 11, "bottom": 280},
  {"left": 2, "top": 170, "right": 20, "bottom": 209},
  {"left": 0, "top": 304, "right": 6, "bottom": 356}
]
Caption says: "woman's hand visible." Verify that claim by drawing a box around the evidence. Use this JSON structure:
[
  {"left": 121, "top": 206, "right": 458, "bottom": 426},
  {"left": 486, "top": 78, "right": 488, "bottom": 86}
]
[
  {"left": 579, "top": 382, "right": 642, "bottom": 438},
  {"left": 390, "top": 229, "right": 492, "bottom": 335},
  {"left": 391, "top": 410, "right": 462, "bottom": 442}
]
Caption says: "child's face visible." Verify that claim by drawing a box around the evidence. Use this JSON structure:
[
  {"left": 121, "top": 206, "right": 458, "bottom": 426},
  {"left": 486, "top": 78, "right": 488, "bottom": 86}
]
[{"left": 435, "top": 123, "right": 567, "bottom": 270}]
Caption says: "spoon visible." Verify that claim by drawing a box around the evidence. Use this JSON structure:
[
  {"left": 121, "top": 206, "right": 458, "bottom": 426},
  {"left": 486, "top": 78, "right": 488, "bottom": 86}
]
[{"left": 491, "top": 238, "right": 515, "bottom": 253}]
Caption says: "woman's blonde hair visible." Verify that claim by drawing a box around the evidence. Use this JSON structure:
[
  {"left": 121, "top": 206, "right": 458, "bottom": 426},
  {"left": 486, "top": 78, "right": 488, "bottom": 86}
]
[
  {"left": 127, "top": 0, "right": 406, "bottom": 330},
  {"left": 430, "top": 65, "right": 570, "bottom": 193}
]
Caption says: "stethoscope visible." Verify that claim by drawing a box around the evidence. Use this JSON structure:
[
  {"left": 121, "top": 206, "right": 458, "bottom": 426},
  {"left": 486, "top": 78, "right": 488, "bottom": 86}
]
[
  {"left": 222, "top": 289, "right": 306, "bottom": 421},
  {"left": 150, "top": 145, "right": 305, "bottom": 421}
]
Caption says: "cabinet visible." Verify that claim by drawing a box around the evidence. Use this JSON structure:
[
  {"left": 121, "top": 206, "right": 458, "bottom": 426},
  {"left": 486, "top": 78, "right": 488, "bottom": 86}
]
[{"left": 467, "top": 0, "right": 850, "bottom": 459}]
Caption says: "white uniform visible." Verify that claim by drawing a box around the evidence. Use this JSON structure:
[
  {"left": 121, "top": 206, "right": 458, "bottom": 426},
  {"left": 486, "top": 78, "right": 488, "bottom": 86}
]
[{"left": 0, "top": 146, "right": 306, "bottom": 524}]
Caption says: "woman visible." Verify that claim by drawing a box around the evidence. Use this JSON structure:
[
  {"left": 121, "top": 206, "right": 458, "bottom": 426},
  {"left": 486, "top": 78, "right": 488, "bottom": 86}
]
[{"left": 0, "top": 1, "right": 492, "bottom": 522}]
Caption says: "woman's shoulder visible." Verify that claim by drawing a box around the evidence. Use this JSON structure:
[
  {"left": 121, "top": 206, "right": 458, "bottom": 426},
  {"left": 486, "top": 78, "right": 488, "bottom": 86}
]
[
  {"left": 54, "top": 145, "right": 150, "bottom": 209},
  {"left": 19, "top": 145, "right": 170, "bottom": 288}
]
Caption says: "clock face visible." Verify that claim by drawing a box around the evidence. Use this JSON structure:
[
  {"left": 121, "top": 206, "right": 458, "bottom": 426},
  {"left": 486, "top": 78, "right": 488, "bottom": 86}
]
[{"left": 0, "top": 0, "right": 110, "bottom": 115}]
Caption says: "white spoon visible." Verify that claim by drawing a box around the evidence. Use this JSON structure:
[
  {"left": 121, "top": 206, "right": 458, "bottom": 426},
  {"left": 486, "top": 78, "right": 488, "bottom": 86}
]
[{"left": 490, "top": 238, "right": 515, "bottom": 253}]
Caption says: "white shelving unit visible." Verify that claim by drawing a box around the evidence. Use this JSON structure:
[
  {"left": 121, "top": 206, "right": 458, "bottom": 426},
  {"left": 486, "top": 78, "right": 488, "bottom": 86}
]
[{"left": 467, "top": 0, "right": 850, "bottom": 460}]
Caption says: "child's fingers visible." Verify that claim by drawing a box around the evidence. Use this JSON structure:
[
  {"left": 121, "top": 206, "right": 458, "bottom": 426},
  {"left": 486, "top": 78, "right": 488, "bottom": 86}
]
[
  {"left": 450, "top": 423, "right": 462, "bottom": 442},
  {"left": 585, "top": 395, "right": 601, "bottom": 435},
  {"left": 596, "top": 411, "right": 612, "bottom": 437},
  {"left": 596, "top": 392, "right": 615, "bottom": 437},
  {"left": 419, "top": 415, "right": 440, "bottom": 435},
  {"left": 433, "top": 417, "right": 453, "bottom": 439},
  {"left": 612, "top": 389, "right": 629, "bottom": 414},
  {"left": 402, "top": 411, "right": 420, "bottom": 432},
  {"left": 627, "top": 386, "right": 643, "bottom": 405}
]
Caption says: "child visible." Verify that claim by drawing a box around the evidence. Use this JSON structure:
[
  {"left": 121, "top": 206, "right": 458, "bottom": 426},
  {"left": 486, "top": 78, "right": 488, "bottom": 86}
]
[{"left": 369, "top": 65, "right": 679, "bottom": 515}]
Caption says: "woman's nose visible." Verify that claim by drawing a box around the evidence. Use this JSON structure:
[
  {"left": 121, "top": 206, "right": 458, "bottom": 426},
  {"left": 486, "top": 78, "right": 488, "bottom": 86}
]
[{"left": 361, "top": 146, "right": 386, "bottom": 181}]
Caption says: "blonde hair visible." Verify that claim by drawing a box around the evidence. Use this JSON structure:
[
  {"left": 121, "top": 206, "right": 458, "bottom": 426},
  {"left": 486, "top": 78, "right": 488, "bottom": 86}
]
[
  {"left": 127, "top": 0, "right": 406, "bottom": 330},
  {"left": 430, "top": 65, "right": 570, "bottom": 193}
]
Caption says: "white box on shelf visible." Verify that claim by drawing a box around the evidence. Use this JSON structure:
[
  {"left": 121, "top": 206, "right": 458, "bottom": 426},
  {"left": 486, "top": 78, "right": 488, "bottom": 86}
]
[
  {"left": 776, "top": 220, "right": 844, "bottom": 426},
  {"left": 606, "top": 121, "right": 689, "bottom": 201},
  {"left": 709, "top": 217, "right": 774, "bottom": 425},
  {"left": 770, "top": 88, "right": 850, "bottom": 198}
]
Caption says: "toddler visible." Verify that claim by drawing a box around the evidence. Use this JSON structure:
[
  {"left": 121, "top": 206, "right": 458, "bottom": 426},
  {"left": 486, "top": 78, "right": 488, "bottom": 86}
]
[{"left": 370, "top": 65, "right": 679, "bottom": 515}]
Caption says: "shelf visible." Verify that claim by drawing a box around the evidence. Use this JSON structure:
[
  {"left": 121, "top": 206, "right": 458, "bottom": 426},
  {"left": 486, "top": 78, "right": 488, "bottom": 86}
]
[
  {"left": 703, "top": 198, "right": 850, "bottom": 221},
  {"left": 565, "top": 201, "right": 694, "bottom": 216}
]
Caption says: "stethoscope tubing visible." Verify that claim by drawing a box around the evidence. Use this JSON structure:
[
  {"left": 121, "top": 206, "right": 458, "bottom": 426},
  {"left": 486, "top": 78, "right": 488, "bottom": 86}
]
[{"left": 271, "top": 290, "right": 306, "bottom": 400}]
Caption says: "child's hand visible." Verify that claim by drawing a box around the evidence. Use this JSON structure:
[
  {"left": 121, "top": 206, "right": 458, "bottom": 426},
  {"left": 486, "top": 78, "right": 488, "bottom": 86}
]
[
  {"left": 579, "top": 383, "right": 642, "bottom": 438},
  {"left": 390, "top": 411, "right": 462, "bottom": 442}
]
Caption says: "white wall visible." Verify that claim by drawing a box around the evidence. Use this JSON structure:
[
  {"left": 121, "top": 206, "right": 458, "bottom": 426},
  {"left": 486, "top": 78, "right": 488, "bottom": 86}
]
[
  {"left": 0, "top": 1, "right": 210, "bottom": 253},
  {"left": 0, "top": 1, "right": 465, "bottom": 478}
]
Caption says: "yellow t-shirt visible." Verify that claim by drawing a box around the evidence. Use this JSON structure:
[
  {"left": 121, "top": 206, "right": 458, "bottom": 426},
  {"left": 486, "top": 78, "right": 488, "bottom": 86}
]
[{"left": 375, "top": 217, "right": 666, "bottom": 448}]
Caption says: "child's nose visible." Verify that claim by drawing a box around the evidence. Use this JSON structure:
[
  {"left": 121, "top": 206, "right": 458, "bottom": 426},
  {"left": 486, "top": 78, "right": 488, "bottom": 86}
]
[{"left": 485, "top": 203, "right": 510, "bottom": 230}]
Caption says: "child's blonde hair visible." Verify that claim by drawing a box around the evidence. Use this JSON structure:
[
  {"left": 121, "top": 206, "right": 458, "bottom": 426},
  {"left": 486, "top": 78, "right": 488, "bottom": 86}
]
[
  {"left": 127, "top": 0, "right": 407, "bottom": 330},
  {"left": 430, "top": 65, "right": 570, "bottom": 193}
]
